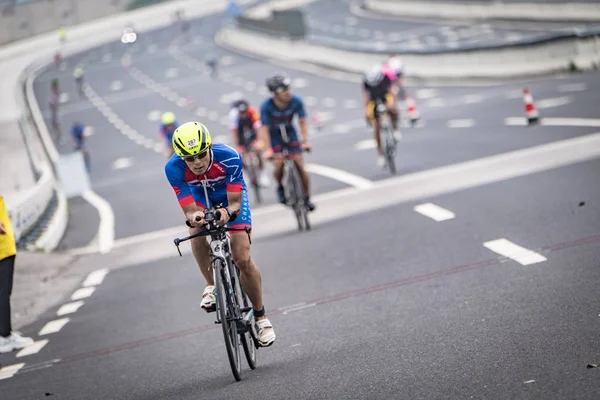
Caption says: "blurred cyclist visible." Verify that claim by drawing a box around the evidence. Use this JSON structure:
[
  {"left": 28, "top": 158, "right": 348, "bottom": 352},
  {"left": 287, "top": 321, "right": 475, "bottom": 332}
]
[
  {"left": 73, "top": 66, "right": 84, "bottom": 98},
  {"left": 229, "top": 100, "right": 269, "bottom": 187},
  {"left": 71, "top": 121, "right": 90, "bottom": 171},
  {"left": 363, "top": 65, "right": 399, "bottom": 167},
  {"left": 160, "top": 112, "right": 179, "bottom": 157},
  {"left": 382, "top": 55, "right": 406, "bottom": 100},
  {"left": 259, "top": 74, "right": 315, "bottom": 211}
]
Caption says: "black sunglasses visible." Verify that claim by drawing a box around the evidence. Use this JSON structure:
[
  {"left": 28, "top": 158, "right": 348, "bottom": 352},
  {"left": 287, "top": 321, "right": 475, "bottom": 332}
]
[{"left": 182, "top": 151, "right": 209, "bottom": 163}]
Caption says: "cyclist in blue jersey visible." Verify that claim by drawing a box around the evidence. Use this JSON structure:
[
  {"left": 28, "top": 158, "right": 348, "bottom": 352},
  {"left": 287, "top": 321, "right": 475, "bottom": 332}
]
[
  {"left": 160, "top": 112, "right": 179, "bottom": 157},
  {"left": 258, "top": 74, "right": 315, "bottom": 211},
  {"left": 71, "top": 121, "right": 90, "bottom": 171},
  {"left": 164, "top": 121, "right": 276, "bottom": 347}
]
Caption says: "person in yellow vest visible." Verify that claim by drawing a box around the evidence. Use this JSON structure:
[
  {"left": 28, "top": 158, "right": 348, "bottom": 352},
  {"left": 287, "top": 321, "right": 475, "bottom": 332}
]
[{"left": 0, "top": 194, "right": 34, "bottom": 353}]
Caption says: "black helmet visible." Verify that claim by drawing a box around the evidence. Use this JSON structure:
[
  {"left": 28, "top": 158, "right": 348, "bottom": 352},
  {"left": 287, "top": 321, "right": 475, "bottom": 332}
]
[
  {"left": 266, "top": 74, "right": 291, "bottom": 93},
  {"left": 236, "top": 100, "right": 249, "bottom": 112}
]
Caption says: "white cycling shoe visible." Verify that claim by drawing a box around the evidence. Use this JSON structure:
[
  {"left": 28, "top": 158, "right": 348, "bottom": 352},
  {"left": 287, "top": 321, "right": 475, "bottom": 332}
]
[
  {"left": 0, "top": 332, "right": 34, "bottom": 354},
  {"left": 200, "top": 285, "right": 216, "bottom": 312},
  {"left": 255, "top": 318, "right": 276, "bottom": 347},
  {"left": 377, "top": 155, "right": 386, "bottom": 168}
]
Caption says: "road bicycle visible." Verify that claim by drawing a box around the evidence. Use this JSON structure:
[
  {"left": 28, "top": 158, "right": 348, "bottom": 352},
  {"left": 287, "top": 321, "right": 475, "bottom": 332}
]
[
  {"left": 173, "top": 184, "right": 258, "bottom": 381},
  {"left": 375, "top": 98, "right": 398, "bottom": 175},
  {"left": 278, "top": 124, "right": 310, "bottom": 231}
]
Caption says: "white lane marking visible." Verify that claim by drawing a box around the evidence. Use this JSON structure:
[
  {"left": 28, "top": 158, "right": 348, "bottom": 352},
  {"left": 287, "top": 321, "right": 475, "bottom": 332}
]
[
  {"left": 71, "top": 287, "right": 96, "bottom": 300},
  {"left": 345, "top": 16, "right": 358, "bottom": 26},
  {"left": 167, "top": 93, "right": 178, "bottom": 102},
  {"left": 524, "top": 380, "right": 536, "bottom": 384},
  {"left": 332, "top": 25, "right": 343, "bottom": 34},
  {"left": 354, "top": 139, "right": 376, "bottom": 150},
  {"left": 558, "top": 83, "right": 586, "bottom": 93},
  {"left": 322, "top": 97, "right": 336, "bottom": 107},
  {"left": 112, "top": 157, "right": 134, "bottom": 170},
  {"left": 38, "top": 318, "right": 70, "bottom": 336},
  {"left": 304, "top": 96, "right": 318, "bottom": 106},
  {"left": 83, "top": 268, "right": 109, "bottom": 287},
  {"left": 506, "top": 90, "right": 524, "bottom": 99},
  {"left": 462, "top": 94, "right": 483, "bottom": 104},
  {"left": 536, "top": 96, "right": 572, "bottom": 109},
  {"left": 413, "top": 203, "right": 456, "bottom": 222},
  {"left": 0, "top": 363, "right": 25, "bottom": 380},
  {"left": 165, "top": 68, "right": 178, "bottom": 78},
  {"left": 58, "top": 92, "right": 69, "bottom": 103},
  {"left": 56, "top": 301, "right": 85, "bottom": 316},
  {"left": 110, "top": 81, "right": 122, "bottom": 91},
  {"left": 343, "top": 99, "right": 359, "bottom": 109},
  {"left": 415, "top": 88, "right": 438, "bottom": 99},
  {"left": 359, "top": 28, "right": 370, "bottom": 37},
  {"left": 81, "top": 191, "right": 114, "bottom": 254},
  {"left": 154, "top": 143, "right": 164, "bottom": 153},
  {"left": 305, "top": 163, "right": 374, "bottom": 190},
  {"left": 504, "top": 117, "right": 600, "bottom": 127},
  {"left": 208, "top": 111, "right": 219, "bottom": 121},
  {"left": 483, "top": 238, "right": 547, "bottom": 265},
  {"left": 426, "top": 98, "right": 445, "bottom": 107},
  {"left": 447, "top": 119, "right": 476, "bottom": 128},
  {"left": 282, "top": 302, "right": 317, "bottom": 315},
  {"left": 219, "top": 116, "right": 229, "bottom": 126},
  {"left": 16, "top": 340, "right": 49, "bottom": 358},
  {"left": 147, "top": 44, "right": 158, "bottom": 54},
  {"left": 244, "top": 81, "right": 256, "bottom": 91},
  {"left": 196, "top": 107, "right": 207, "bottom": 116},
  {"left": 291, "top": 78, "right": 307, "bottom": 88},
  {"left": 102, "top": 53, "right": 112, "bottom": 63},
  {"left": 505, "top": 32, "right": 523, "bottom": 42},
  {"left": 148, "top": 110, "right": 162, "bottom": 121}
]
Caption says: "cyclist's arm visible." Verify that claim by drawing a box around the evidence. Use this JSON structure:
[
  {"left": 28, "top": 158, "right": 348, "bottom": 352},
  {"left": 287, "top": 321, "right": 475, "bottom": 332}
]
[
  {"left": 296, "top": 97, "right": 309, "bottom": 143},
  {"left": 259, "top": 104, "right": 272, "bottom": 150},
  {"left": 165, "top": 163, "right": 203, "bottom": 223}
]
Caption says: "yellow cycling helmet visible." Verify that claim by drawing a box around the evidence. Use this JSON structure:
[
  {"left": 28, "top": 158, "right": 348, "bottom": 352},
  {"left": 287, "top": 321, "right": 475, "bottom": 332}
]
[
  {"left": 172, "top": 121, "right": 212, "bottom": 157},
  {"left": 161, "top": 111, "right": 176, "bottom": 125}
]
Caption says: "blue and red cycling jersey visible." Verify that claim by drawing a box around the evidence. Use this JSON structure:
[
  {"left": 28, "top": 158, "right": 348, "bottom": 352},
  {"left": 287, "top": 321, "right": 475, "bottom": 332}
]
[
  {"left": 164, "top": 143, "right": 251, "bottom": 229},
  {"left": 260, "top": 95, "right": 306, "bottom": 154}
]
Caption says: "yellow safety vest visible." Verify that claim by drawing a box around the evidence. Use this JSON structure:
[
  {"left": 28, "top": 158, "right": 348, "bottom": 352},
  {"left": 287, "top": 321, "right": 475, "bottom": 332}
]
[{"left": 0, "top": 195, "right": 17, "bottom": 260}]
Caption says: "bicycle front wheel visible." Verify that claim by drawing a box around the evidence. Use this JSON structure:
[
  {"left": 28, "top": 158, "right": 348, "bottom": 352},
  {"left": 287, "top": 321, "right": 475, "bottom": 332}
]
[
  {"left": 233, "top": 266, "right": 257, "bottom": 369},
  {"left": 215, "top": 260, "right": 242, "bottom": 381},
  {"left": 383, "top": 126, "right": 397, "bottom": 175},
  {"left": 290, "top": 163, "right": 310, "bottom": 231}
]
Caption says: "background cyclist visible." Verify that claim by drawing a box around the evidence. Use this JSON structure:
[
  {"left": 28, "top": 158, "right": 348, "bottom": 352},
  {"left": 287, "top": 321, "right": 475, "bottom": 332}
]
[
  {"left": 228, "top": 100, "right": 269, "bottom": 187},
  {"left": 363, "top": 65, "right": 399, "bottom": 167},
  {"left": 258, "top": 74, "right": 315, "bottom": 211},
  {"left": 160, "top": 112, "right": 179, "bottom": 157}
]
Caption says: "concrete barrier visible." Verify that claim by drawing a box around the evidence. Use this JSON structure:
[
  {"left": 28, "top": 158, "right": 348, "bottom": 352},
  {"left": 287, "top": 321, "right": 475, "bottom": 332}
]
[
  {"left": 364, "top": 0, "right": 600, "bottom": 22},
  {"left": 218, "top": 26, "right": 600, "bottom": 79}
]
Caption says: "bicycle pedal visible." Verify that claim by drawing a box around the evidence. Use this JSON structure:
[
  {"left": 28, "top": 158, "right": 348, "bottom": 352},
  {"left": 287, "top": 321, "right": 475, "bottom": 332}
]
[{"left": 203, "top": 306, "right": 216, "bottom": 313}]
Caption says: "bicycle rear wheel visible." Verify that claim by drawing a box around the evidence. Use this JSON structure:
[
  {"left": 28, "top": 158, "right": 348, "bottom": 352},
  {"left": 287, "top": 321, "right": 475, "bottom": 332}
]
[
  {"left": 290, "top": 163, "right": 309, "bottom": 231},
  {"left": 383, "top": 125, "right": 397, "bottom": 175},
  {"left": 215, "top": 260, "right": 242, "bottom": 381}
]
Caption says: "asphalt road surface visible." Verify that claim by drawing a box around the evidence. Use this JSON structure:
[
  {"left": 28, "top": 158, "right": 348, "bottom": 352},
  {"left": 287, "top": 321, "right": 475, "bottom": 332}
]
[
  {"left": 1, "top": 4, "right": 599, "bottom": 399},
  {"left": 304, "top": 0, "right": 600, "bottom": 51}
]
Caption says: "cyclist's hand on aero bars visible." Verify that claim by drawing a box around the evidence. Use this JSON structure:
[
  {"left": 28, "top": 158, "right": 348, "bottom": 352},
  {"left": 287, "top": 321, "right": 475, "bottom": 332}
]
[
  {"left": 188, "top": 211, "right": 205, "bottom": 228},
  {"left": 215, "top": 208, "right": 230, "bottom": 226}
]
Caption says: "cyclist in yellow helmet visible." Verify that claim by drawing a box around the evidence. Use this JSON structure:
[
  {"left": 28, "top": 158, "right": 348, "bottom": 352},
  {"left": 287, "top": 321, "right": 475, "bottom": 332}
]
[
  {"left": 160, "top": 112, "right": 179, "bottom": 157},
  {"left": 164, "top": 121, "right": 276, "bottom": 347}
]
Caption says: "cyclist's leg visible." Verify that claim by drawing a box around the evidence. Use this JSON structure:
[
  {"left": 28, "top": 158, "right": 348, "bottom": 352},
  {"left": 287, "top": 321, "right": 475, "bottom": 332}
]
[
  {"left": 368, "top": 101, "right": 383, "bottom": 155},
  {"left": 290, "top": 149, "right": 315, "bottom": 211},
  {"left": 227, "top": 198, "right": 276, "bottom": 346},
  {"left": 272, "top": 153, "right": 285, "bottom": 203},
  {"left": 188, "top": 194, "right": 216, "bottom": 310},
  {"left": 385, "top": 93, "right": 399, "bottom": 131}
]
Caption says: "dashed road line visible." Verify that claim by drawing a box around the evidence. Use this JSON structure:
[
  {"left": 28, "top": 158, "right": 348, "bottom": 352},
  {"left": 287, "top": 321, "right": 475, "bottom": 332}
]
[
  {"left": 57, "top": 301, "right": 85, "bottom": 316},
  {"left": 447, "top": 119, "right": 476, "bottom": 128},
  {"left": 39, "top": 318, "right": 70, "bottom": 336},
  {"left": 110, "top": 80, "right": 123, "bottom": 91},
  {"left": 83, "top": 269, "right": 110, "bottom": 287},
  {"left": 558, "top": 83, "right": 586, "bottom": 93},
  {"left": 504, "top": 117, "right": 600, "bottom": 127},
  {"left": 536, "top": 96, "right": 572, "bottom": 109},
  {"left": 0, "top": 363, "right": 25, "bottom": 380},
  {"left": 413, "top": 203, "right": 456, "bottom": 221},
  {"left": 305, "top": 163, "right": 374, "bottom": 189},
  {"left": 483, "top": 238, "right": 547, "bottom": 265},
  {"left": 16, "top": 340, "right": 49, "bottom": 358}
]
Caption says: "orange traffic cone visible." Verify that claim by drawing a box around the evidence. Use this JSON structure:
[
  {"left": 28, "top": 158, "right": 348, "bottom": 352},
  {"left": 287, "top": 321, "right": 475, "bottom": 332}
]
[
  {"left": 523, "top": 88, "right": 539, "bottom": 125},
  {"left": 405, "top": 95, "right": 420, "bottom": 127}
]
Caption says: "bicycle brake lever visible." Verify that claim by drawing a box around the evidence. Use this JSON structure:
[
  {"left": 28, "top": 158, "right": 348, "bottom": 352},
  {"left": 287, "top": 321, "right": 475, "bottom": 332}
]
[
  {"left": 174, "top": 238, "right": 183, "bottom": 257},
  {"left": 245, "top": 227, "right": 252, "bottom": 245}
]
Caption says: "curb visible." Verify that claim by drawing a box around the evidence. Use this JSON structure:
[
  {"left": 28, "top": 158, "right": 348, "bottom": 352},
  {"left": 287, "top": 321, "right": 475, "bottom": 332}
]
[
  {"left": 219, "top": 25, "right": 600, "bottom": 79},
  {"left": 364, "top": 0, "right": 600, "bottom": 22}
]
